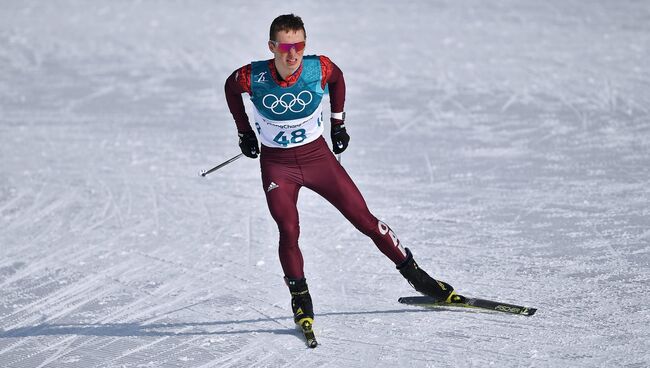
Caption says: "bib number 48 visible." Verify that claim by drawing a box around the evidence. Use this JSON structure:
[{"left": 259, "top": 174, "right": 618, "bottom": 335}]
[{"left": 273, "top": 129, "right": 307, "bottom": 147}]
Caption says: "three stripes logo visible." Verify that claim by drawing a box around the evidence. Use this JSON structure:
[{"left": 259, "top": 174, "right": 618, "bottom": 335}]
[{"left": 267, "top": 181, "right": 279, "bottom": 192}]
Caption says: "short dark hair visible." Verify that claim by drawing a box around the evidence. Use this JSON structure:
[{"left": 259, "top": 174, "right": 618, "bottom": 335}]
[{"left": 269, "top": 14, "right": 306, "bottom": 41}]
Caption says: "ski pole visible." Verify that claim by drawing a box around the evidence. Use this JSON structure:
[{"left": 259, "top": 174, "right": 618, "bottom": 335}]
[{"left": 199, "top": 153, "right": 244, "bottom": 177}]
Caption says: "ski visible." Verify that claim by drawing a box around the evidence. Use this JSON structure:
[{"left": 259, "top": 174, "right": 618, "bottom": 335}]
[
  {"left": 398, "top": 295, "right": 537, "bottom": 316},
  {"left": 297, "top": 319, "right": 318, "bottom": 348}
]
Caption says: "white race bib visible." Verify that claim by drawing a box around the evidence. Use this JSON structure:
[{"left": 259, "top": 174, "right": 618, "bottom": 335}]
[{"left": 253, "top": 101, "right": 324, "bottom": 148}]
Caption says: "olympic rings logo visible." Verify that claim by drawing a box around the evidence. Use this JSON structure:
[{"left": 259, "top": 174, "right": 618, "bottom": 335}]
[{"left": 262, "top": 91, "right": 313, "bottom": 114}]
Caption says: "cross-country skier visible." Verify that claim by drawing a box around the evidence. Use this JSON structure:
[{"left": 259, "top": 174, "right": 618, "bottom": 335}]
[{"left": 224, "top": 13, "right": 455, "bottom": 340}]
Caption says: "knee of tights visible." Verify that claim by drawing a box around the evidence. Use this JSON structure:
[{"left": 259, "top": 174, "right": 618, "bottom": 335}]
[
  {"left": 352, "top": 216, "right": 379, "bottom": 236},
  {"left": 278, "top": 223, "right": 300, "bottom": 242}
]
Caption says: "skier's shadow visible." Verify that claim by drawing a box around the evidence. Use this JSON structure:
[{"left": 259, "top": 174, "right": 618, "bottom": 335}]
[{"left": 0, "top": 308, "right": 437, "bottom": 339}]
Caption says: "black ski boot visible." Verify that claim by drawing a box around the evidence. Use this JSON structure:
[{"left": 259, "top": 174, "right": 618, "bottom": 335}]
[
  {"left": 286, "top": 277, "right": 314, "bottom": 325},
  {"left": 397, "top": 248, "right": 455, "bottom": 302}
]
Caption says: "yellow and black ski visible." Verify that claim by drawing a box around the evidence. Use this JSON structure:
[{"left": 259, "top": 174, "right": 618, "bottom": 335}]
[
  {"left": 297, "top": 318, "right": 318, "bottom": 348},
  {"left": 398, "top": 294, "right": 537, "bottom": 316}
]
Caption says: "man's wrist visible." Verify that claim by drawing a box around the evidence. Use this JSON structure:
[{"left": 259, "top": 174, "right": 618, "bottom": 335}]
[
  {"left": 331, "top": 111, "right": 345, "bottom": 127},
  {"left": 331, "top": 118, "right": 344, "bottom": 127}
]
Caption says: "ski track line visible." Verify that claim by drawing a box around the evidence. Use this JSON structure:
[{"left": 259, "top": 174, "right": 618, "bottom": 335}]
[
  {"left": 589, "top": 224, "right": 633, "bottom": 273},
  {"left": 149, "top": 338, "right": 214, "bottom": 368},
  {"left": 45, "top": 266, "right": 296, "bottom": 366},
  {"left": 2, "top": 191, "right": 107, "bottom": 258},
  {"left": 384, "top": 100, "right": 402, "bottom": 130},
  {"left": 511, "top": 196, "right": 544, "bottom": 224},
  {"left": 108, "top": 178, "right": 129, "bottom": 231},
  {"left": 17, "top": 181, "right": 48, "bottom": 221},
  {"left": 245, "top": 350, "right": 285, "bottom": 368},
  {"left": 1, "top": 253, "right": 161, "bottom": 331},
  {"left": 95, "top": 184, "right": 117, "bottom": 228},
  {"left": 327, "top": 334, "right": 444, "bottom": 356},
  {"left": 33, "top": 333, "right": 85, "bottom": 368},
  {"left": 67, "top": 202, "right": 94, "bottom": 234},
  {"left": 199, "top": 340, "right": 282, "bottom": 368},
  {"left": 1, "top": 272, "right": 124, "bottom": 333},
  {"left": 1, "top": 340, "right": 54, "bottom": 368},
  {"left": 501, "top": 92, "right": 520, "bottom": 113},
  {"left": 247, "top": 214, "right": 252, "bottom": 266},
  {"left": 3, "top": 272, "right": 215, "bottom": 366},
  {"left": 2, "top": 185, "right": 62, "bottom": 233},
  {"left": 127, "top": 246, "right": 282, "bottom": 286},
  {"left": 45, "top": 284, "right": 208, "bottom": 365},
  {"left": 80, "top": 217, "right": 153, "bottom": 249},
  {"left": 45, "top": 335, "right": 108, "bottom": 368},
  {"left": 95, "top": 177, "right": 125, "bottom": 229},
  {"left": 248, "top": 305, "right": 292, "bottom": 331},
  {"left": 96, "top": 284, "right": 191, "bottom": 325},
  {"left": 189, "top": 336, "right": 260, "bottom": 368},
  {"left": 122, "top": 171, "right": 134, "bottom": 220},
  {"left": 299, "top": 215, "right": 351, "bottom": 260},
  {"left": 149, "top": 183, "right": 161, "bottom": 235},
  {"left": 0, "top": 190, "right": 29, "bottom": 216},
  {"left": 143, "top": 298, "right": 216, "bottom": 323},
  {"left": 0, "top": 258, "right": 24, "bottom": 272},
  {"left": 0, "top": 250, "right": 132, "bottom": 319},
  {"left": 378, "top": 110, "right": 422, "bottom": 147},
  {"left": 0, "top": 243, "right": 82, "bottom": 290},
  {"left": 28, "top": 189, "right": 80, "bottom": 227},
  {"left": 126, "top": 249, "right": 235, "bottom": 283},
  {"left": 423, "top": 152, "right": 435, "bottom": 186},
  {"left": 2, "top": 218, "right": 55, "bottom": 259},
  {"left": 63, "top": 85, "right": 116, "bottom": 114},
  {"left": 90, "top": 266, "right": 228, "bottom": 320},
  {"left": 3, "top": 236, "right": 269, "bottom": 342},
  {"left": 117, "top": 291, "right": 213, "bottom": 330},
  {"left": 0, "top": 294, "right": 126, "bottom": 363},
  {"left": 0, "top": 275, "right": 61, "bottom": 314},
  {"left": 241, "top": 351, "right": 275, "bottom": 368},
  {"left": 4, "top": 320, "right": 114, "bottom": 367},
  {"left": 111, "top": 325, "right": 195, "bottom": 362},
  {"left": 200, "top": 199, "right": 216, "bottom": 230}
]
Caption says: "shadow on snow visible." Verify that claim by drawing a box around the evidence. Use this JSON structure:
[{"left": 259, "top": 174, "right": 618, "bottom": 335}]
[{"left": 0, "top": 308, "right": 446, "bottom": 339}]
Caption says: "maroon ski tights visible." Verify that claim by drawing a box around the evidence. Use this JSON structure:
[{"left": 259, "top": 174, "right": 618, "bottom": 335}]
[{"left": 260, "top": 137, "right": 407, "bottom": 279}]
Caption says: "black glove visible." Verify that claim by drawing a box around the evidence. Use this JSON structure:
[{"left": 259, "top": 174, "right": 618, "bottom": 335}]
[
  {"left": 238, "top": 130, "right": 259, "bottom": 158},
  {"left": 331, "top": 121, "right": 349, "bottom": 154}
]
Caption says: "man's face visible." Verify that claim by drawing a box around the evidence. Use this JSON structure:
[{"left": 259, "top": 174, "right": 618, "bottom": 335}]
[{"left": 269, "top": 29, "right": 306, "bottom": 71}]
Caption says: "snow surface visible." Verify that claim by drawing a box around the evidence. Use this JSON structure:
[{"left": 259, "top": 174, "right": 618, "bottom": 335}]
[{"left": 1, "top": 0, "right": 649, "bottom": 367}]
